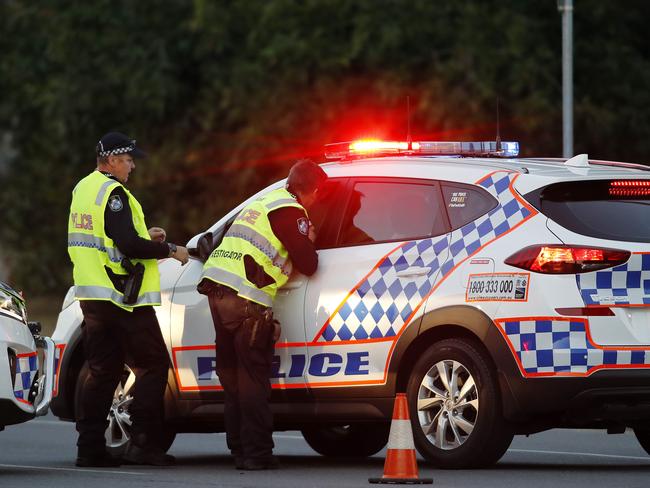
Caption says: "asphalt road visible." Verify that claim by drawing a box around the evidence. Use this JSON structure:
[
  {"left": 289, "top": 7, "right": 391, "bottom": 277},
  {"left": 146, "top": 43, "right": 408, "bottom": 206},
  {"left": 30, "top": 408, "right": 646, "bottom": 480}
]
[{"left": 1, "top": 415, "right": 650, "bottom": 488}]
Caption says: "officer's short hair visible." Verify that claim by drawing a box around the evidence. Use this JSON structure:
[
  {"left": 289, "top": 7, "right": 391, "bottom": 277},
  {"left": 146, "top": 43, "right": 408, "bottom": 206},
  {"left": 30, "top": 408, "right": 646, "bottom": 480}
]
[{"left": 287, "top": 159, "right": 327, "bottom": 195}]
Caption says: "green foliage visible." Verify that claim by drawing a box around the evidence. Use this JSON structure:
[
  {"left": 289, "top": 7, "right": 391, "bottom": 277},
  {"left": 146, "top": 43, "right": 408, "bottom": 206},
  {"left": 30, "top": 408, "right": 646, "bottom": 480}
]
[{"left": 0, "top": 0, "right": 648, "bottom": 297}]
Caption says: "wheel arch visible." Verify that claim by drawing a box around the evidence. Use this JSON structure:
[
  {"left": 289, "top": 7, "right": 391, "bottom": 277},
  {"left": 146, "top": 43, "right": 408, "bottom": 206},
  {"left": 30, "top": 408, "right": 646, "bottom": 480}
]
[
  {"left": 395, "top": 305, "right": 499, "bottom": 395},
  {"left": 50, "top": 326, "right": 84, "bottom": 421}
]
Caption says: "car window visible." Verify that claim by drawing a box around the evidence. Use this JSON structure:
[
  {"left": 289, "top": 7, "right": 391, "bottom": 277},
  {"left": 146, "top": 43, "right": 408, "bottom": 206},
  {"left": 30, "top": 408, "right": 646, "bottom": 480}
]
[
  {"left": 307, "top": 178, "right": 350, "bottom": 249},
  {"left": 337, "top": 180, "right": 447, "bottom": 246},
  {"left": 525, "top": 179, "right": 650, "bottom": 243},
  {"left": 441, "top": 182, "right": 498, "bottom": 230}
]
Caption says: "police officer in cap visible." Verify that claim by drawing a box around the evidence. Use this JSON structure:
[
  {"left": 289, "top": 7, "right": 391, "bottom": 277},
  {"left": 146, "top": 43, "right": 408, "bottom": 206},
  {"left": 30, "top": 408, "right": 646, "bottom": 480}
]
[
  {"left": 68, "top": 132, "right": 189, "bottom": 467},
  {"left": 198, "top": 159, "right": 327, "bottom": 470}
]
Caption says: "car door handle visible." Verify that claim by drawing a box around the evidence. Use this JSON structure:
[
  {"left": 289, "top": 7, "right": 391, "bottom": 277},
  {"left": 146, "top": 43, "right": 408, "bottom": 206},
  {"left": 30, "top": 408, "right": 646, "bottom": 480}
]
[{"left": 396, "top": 267, "right": 431, "bottom": 278}]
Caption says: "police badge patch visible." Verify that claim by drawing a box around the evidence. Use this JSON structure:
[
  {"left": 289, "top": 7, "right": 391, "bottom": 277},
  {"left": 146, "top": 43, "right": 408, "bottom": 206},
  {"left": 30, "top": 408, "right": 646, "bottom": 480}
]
[
  {"left": 108, "top": 195, "right": 123, "bottom": 212},
  {"left": 297, "top": 217, "right": 309, "bottom": 235}
]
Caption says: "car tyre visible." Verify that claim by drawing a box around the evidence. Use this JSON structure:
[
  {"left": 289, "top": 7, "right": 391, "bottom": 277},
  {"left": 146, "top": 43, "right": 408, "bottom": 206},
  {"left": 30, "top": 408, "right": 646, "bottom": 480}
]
[
  {"left": 406, "top": 338, "right": 513, "bottom": 468},
  {"left": 75, "top": 361, "right": 176, "bottom": 455},
  {"left": 301, "top": 423, "right": 390, "bottom": 457}
]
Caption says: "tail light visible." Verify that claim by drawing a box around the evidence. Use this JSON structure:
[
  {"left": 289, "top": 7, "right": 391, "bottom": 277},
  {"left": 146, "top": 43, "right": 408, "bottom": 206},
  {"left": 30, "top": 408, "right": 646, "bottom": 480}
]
[{"left": 504, "top": 245, "right": 630, "bottom": 274}]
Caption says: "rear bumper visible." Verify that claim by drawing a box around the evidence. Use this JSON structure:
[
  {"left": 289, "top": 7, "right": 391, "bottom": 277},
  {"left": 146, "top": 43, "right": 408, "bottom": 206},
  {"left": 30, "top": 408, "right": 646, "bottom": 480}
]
[{"left": 486, "top": 324, "right": 650, "bottom": 426}]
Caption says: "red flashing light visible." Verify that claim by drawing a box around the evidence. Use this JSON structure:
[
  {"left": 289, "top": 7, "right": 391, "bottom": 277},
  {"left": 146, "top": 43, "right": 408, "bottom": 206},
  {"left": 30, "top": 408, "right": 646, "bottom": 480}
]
[
  {"left": 505, "top": 245, "right": 630, "bottom": 274},
  {"left": 348, "top": 140, "right": 419, "bottom": 154},
  {"left": 609, "top": 180, "right": 650, "bottom": 197}
]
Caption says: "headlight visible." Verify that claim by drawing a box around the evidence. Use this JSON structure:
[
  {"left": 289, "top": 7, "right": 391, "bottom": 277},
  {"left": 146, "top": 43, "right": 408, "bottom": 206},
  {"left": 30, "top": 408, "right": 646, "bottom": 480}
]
[
  {"left": 0, "top": 284, "right": 26, "bottom": 322},
  {"left": 61, "top": 286, "right": 77, "bottom": 311}
]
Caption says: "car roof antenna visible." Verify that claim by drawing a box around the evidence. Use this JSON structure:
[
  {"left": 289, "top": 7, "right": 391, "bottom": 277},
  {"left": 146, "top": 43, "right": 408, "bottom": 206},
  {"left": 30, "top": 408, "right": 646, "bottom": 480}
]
[
  {"left": 495, "top": 96, "right": 502, "bottom": 154},
  {"left": 406, "top": 96, "right": 412, "bottom": 150}
]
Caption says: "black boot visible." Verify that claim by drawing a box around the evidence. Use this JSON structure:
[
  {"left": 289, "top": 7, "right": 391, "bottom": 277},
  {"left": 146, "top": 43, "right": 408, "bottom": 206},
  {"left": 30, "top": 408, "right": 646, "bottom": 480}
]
[
  {"left": 123, "top": 443, "right": 175, "bottom": 466},
  {"left": 76, "top": 449, "right": 122, "bottom": 468}
]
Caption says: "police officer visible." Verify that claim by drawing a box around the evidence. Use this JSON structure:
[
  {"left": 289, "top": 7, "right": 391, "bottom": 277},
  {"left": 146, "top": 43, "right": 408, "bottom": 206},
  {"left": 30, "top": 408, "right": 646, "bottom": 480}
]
[
  {"left": 197, "top": 159, "right": 327, "bottom": 470},
  {"left": 67, "top": 132, "right": 189, "bottom": 467}
]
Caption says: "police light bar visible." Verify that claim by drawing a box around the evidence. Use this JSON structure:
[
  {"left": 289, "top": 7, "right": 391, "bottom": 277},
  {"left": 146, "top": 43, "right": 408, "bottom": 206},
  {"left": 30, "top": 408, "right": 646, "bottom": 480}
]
[{"left": 324, "top": 139, "right": 519, "bottom": 160}]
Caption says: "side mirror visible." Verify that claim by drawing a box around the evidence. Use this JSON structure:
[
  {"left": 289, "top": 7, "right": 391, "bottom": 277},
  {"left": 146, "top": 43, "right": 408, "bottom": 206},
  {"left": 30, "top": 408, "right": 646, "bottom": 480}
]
[
  {"left": 28, "top": 321, "right": 42, "bottom": 337},
  {"left": 197, "top": 231, "right": 215, "bottom": 262}
]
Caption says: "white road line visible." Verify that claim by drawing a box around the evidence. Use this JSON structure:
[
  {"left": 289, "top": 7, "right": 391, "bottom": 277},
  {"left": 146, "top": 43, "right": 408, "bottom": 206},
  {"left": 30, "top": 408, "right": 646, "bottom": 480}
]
[
  {"left": 509, "top": 449, "right": 650, "bottom": 461},
  {"left": 273, "top": 434, "right": 304, "bottom": 440},
  {"left": 0, "top": 463, "right": 152, "bottom": 475},
  {"left": 32, "top": 419, "right": 72, "bottom": 426}
]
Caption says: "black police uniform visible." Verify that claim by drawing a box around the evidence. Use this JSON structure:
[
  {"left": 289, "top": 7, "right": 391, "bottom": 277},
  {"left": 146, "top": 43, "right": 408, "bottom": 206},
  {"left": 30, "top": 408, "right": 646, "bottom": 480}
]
[
  {"left": 198, "top": 194, "right": 318, "bottom": 469},
  {"left": 76, "top": 173, "right": 171, "bottom": 463}
]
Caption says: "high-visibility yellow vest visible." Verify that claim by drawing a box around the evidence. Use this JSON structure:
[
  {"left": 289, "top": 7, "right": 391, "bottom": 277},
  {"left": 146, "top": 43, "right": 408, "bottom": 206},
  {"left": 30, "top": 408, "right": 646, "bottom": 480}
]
[
  {"left": 67, "top": 170, "right": 161, "bottom": 311},
  {"left": 201, "top": 188, "right": 305, "bottom": 307}
]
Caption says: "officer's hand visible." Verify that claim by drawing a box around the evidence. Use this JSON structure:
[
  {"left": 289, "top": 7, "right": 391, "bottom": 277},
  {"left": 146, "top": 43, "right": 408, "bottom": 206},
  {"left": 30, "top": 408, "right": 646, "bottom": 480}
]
[
  {"left": 308, "top": 224, "right": 317, "bottom": 243},
  {"left": 148, "top": 227, "right": 166, "bottom": 242},
  {"left": 173, "top": 245, "right": 190, "bottom": 265}
]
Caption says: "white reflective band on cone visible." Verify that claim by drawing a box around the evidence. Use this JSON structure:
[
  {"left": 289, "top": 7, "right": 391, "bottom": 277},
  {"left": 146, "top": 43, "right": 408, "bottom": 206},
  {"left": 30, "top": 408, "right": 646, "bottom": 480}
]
[{"left": 386, "top": 419, "right": 416, "bottom": 450}]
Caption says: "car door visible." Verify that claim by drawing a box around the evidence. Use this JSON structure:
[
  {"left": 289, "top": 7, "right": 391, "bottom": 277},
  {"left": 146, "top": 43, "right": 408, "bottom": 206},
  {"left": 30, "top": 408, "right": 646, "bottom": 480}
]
[
  {"left": 270, "top": 177, "right": 352, "bottom": 390},
  {"left": 302, "top": 178, "right": 451, "bottom": 392},
  {"left": 168, "top": 181, "right": 313, "bottom": 401}
]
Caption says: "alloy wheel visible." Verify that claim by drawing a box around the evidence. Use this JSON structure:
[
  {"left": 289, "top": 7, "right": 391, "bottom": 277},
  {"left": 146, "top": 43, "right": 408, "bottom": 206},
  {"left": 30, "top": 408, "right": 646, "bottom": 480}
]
[{"left": 416, "top": 359, "right": 479, "bottom": 450}]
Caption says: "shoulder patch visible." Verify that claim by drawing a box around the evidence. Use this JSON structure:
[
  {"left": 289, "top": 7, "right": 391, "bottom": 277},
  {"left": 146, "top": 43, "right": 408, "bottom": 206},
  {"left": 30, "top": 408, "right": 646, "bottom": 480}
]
[
  {"left": 108, "top": 195, "right": 123, "bottom": 212},
  {"left": 297, "top": 217, "right": 309, "bottom": 235}
]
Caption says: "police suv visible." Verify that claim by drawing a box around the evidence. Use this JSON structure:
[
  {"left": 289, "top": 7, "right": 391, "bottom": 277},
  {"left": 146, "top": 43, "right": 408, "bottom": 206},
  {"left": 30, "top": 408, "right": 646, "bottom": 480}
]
[
  {"left": 1, "top": 281, "right": 55, "bottom": 430},
  {"left": 51, "top": 141, "right": 650, "bottom": 468}
]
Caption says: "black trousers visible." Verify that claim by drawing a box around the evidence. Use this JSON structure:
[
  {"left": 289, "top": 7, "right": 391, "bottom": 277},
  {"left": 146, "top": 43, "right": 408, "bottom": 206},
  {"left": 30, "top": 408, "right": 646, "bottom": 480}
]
[
  {"left": 207, "top": 287, "right": 275, "bottom": 460},
  {"left": 76, "top": 300, "right": 169, "bottom": 455}
]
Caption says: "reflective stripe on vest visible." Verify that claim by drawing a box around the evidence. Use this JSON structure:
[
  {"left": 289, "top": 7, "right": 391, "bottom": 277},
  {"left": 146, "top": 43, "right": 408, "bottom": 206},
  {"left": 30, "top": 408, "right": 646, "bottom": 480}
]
[
  {"left": 226, "top": 223, "right": 291, "bottom": 276},
  {"left": 75, "top": 285, "right": 161, "bottom": 306},
  {"left": 95, "top": 179, "right": 116, "bottom": 205},
  {"left": 67, "top": 232, "right": 124, "bottom": 263},
  {"left": 201, "top": 268, "right": 272, "bottom": 307},
  {"left": 265, "top": 198, "right": 298, "bottom": 210}
]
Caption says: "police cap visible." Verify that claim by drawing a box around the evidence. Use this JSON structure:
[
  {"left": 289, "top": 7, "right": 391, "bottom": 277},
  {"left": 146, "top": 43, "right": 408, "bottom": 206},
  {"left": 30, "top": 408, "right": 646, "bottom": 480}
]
[{"left": 96, "top": 132, "right": 146, "bottom": 159}]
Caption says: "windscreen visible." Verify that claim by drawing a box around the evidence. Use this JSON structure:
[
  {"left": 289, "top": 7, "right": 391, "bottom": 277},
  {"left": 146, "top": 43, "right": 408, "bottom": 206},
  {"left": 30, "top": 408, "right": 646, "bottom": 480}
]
[{"left": 524, "top": 180, "right": 650, "bottom": 243}]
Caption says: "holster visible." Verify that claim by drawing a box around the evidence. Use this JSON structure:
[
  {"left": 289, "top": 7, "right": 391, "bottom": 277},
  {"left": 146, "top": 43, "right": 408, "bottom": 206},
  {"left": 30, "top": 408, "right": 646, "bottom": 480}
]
[
  {"left": 121, "top": 258, "right": 145, "bottom": 305},
  {"left": 245, "top": 302, "right": 278, "bottom": 349}
]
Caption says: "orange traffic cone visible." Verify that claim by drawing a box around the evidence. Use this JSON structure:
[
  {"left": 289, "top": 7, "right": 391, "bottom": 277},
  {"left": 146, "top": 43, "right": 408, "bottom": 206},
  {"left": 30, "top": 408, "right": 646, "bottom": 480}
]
[{"left": 369, "top": 393, "right": 433, "bottom": 485}]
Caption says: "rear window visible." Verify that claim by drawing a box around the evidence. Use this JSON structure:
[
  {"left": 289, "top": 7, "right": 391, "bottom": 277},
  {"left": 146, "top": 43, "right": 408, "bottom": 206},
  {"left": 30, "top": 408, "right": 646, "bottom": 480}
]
[
  {"left": 524, "top": 180, "right": 650, "bottom": 242},
  {"left": 441, "top": 182, "right": 498, "bottom": 230}
]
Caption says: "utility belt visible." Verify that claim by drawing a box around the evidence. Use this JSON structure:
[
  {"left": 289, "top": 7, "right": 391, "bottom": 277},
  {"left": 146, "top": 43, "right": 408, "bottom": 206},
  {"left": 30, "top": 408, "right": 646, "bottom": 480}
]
[{"left": 203, "top": 281, "right": 280, "bottom": 348}]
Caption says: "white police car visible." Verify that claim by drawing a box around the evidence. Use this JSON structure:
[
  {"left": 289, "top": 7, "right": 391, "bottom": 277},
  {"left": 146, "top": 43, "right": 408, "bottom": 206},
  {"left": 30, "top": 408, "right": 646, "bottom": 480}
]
[
  {"left": 0, "top": 281, "right": 55, "bottom": 430},
  {"left": 51, "top": 141, "right": 650, "bottom": 468}
]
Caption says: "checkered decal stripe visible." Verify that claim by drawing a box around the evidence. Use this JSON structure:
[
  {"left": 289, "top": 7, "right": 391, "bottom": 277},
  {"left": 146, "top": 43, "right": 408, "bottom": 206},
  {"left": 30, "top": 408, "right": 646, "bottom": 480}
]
[
  {"left": 577, "top": 253, "right": 650, "bottom": 306},
  {"left": 14, "top": 353, "right": 38, "bottom": 403},
  {"left": 496, "top": 318, "right": 650, "bottom": 376},
  {"left": 317, "top": 171, "right": 536, "bottom": 342}
]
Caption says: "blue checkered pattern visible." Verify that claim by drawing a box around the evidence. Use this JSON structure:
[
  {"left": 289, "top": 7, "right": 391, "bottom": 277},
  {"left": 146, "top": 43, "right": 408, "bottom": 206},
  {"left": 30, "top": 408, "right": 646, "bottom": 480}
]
[
  {"left": 317, "top": 171, "right": 535, "bottom": 342},
  {"left": 577, "top": 254, "right": 650, "bottom": 306},
  {"left": 498, "top": 318, "right": 650, "bottom": 375},
  {"left": 14, "top": 354, "right": 38, "bottom": 403}
]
